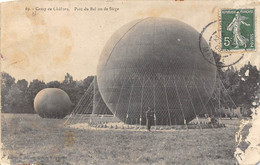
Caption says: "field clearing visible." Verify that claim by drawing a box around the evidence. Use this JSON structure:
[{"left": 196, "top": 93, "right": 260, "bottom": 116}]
[{"left": 1, "top": 113, "right": 239, "bottom": 165}]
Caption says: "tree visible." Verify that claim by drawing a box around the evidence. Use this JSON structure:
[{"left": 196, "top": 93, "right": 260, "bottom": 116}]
[
  {"left": 233, "top": 62, "right": 260, "bottom": 116},
  {"left": 212, "top": 50, "right": 224, "bottom": 73},
  {"left": 5, "top": 84, "right": 26, "bottom": 113},
  {"left": 1, "top": 72, "right": 15, "bottom": 112},
  {"left": 17, "top": 79, "right": 28, "bottom": 91},
  {"left": 16, "top": 79, "right": 32, "bottom": 113},
  {"left": 60, "top": 73, "right": 78, "bottom": 107},
  {"left": 26, "top": 79, "right": 47, "bottom": 110},
  {"left": 47, "top": 81, "right": 61, "bottom": 88},
  {"left": 221, "top": 67, "right": 240, "bottom": 109},
  {"left": 63, "top": 73, "right": 74, "bottom": 84}
]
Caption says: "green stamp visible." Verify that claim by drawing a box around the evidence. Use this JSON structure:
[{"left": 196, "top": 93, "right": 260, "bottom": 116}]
[{"left": 221, "top": 9, "right": 255, "bottom": 51}]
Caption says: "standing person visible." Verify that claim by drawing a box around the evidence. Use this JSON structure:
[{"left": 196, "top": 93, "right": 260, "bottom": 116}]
[{"left": 146, "top": 107, "right": 154, "bottom": 131}]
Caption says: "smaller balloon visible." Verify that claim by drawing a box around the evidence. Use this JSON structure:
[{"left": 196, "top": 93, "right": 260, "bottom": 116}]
[{"left": 34, "top": 88, "right": 73, "bottom": 119}]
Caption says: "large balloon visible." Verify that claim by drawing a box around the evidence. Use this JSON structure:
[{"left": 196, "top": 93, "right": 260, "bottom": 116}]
[
  {"left": 34, "top": 88, "right": 73, "bottom": 119},
  {"left": 97, "top": 18, "right": 216, "bottom": 125}
]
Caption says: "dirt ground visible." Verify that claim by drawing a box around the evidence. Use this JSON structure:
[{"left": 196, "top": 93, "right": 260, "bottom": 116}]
[{"left": 1, "top": 114, "right": 239, "bottom": 165}]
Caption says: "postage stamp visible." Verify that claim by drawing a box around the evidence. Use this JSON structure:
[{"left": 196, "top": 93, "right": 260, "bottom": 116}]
[{"left": 220, "top": 9, "right": 255, "bottom": 51}]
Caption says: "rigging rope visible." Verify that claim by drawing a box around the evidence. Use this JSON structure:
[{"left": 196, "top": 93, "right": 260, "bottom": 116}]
[{"left": 183, "top": 77, "right": 202, "bottom": 129}]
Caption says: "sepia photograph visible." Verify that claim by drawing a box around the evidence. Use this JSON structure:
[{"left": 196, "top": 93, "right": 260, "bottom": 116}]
[{"left": 0, "top": 0, "right": 259, "bottom": 164}]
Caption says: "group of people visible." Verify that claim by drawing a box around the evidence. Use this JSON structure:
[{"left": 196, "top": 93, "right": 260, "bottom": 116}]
[{"left": 145, "top": 109, "right": 222, "bottom": 131}]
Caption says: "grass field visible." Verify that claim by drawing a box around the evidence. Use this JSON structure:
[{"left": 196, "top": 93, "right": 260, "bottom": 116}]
[{"left": 1, "top": 113, "right": 239, "bottom": 165}]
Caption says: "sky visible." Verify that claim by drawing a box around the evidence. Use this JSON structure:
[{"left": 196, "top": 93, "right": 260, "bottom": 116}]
[{"left": 1, "top": 0, "right": 259, "bottom": 82}]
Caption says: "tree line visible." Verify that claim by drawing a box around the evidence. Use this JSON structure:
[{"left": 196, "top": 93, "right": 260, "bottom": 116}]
[
  {"left": 1, "top": 73, "right": 94, "bottom": 113},
  {"left": 1, "top": 61, "right": 259, "bottom": 116},
  {"left": 210, "top": 51, "right": 260, "bottom": 117},
  {"left": 216, "top": 62, "right": 260, "bottom": 117}
]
